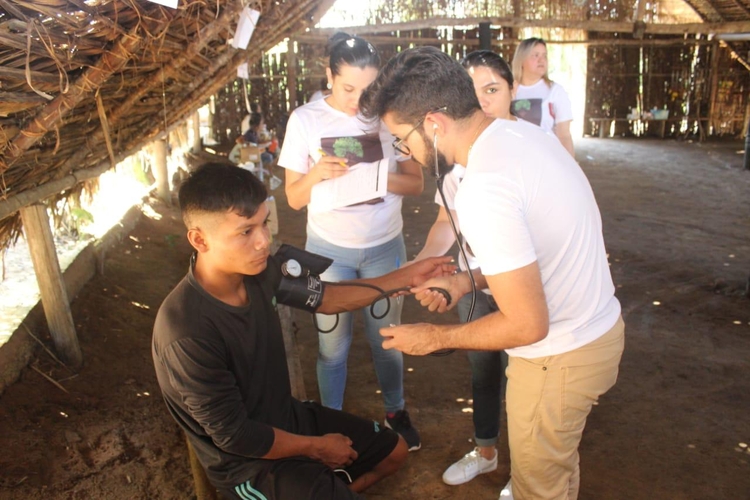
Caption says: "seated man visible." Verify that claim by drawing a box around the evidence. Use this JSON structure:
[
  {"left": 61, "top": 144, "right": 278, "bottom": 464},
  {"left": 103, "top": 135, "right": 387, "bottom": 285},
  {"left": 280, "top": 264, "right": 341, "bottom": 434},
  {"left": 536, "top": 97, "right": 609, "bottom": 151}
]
[{"left": 152, "top": 163, "right": 453, "bottom": 500}]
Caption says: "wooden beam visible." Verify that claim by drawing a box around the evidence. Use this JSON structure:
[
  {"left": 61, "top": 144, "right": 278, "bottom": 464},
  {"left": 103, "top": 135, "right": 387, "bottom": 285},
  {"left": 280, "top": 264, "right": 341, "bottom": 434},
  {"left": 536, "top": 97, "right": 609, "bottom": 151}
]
[
  {"left": 20, "top": 203, "right": 82, "bottom": 369},
  {"left": 307, "top": 17, "right": 750, "bottom": 36},
  {"left": 0, "top": 161, "right": 112, "bottom": 221},
  {"left": 0, "top": 17, "right": 170, "bottom": 173},
  {"left": 295, "top": 34, "right": 718, "bottom": 47}
]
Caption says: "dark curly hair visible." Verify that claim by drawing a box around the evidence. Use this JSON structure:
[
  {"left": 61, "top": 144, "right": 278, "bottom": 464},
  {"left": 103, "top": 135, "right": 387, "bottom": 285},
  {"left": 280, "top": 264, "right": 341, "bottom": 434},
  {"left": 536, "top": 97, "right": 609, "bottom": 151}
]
[{"left": 359, "top": 46, "right": 480, "bottom": 126}]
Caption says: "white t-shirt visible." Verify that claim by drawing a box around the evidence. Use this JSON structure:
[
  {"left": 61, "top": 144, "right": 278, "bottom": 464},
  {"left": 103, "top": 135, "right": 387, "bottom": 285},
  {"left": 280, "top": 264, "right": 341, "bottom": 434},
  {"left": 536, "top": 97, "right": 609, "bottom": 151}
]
[
  {"left": 434, "top": 165, "right": 489, "bottom": 294},
  {"left": 278, "top": 98, "right": 403, "bottom": 248},
  {"left": 511, "top": 80, "right": 573, "bottom": 133},
  {"left": 455, "top": 119, "right": 620, "bottom": 358}
]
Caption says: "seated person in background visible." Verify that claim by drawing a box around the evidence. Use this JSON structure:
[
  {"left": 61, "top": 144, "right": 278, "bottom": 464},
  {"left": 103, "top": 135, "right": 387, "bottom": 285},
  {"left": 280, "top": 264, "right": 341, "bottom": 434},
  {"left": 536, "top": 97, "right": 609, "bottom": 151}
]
[
  {"left": 152, "top": 163, "right": 454, "bottom": 500},
  {"left": 228, "top": 135, "right": 245, "bottom": 165},
  {"left": 242, "top": 113, "right": 275, "bottom": 166}
]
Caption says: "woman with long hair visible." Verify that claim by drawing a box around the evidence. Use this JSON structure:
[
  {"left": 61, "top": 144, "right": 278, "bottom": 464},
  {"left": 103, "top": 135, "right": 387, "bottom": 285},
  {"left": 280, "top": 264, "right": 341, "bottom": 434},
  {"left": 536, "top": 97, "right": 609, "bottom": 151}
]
[
  {"left": 512, "top": 38, "right": 575, "bottom": 156},
  {"left": 278, "top": 32, "right": 424, "bottom": 451}
]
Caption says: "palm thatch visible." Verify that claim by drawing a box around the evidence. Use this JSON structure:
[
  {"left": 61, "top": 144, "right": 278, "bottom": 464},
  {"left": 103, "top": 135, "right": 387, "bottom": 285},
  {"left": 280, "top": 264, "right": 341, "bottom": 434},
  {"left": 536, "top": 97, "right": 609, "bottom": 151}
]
[{"left": 0, "top": 0, "right": 335, "bottom": 250}]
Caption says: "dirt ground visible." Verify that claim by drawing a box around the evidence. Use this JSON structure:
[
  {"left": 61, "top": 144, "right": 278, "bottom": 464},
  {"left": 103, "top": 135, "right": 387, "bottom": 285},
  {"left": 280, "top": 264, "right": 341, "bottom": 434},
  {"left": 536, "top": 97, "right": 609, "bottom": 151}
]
[{"left": 0, "top": 137, "right": 749, "bottom": 500}]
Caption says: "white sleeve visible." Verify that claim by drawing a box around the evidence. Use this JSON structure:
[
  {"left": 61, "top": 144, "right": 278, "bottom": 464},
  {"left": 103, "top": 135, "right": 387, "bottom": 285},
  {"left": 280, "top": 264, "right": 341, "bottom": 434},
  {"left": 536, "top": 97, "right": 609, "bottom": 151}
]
[
  {"left": 459, "top": 174, "right": 537, "bottom": 276},
  {"left": 434, "top": 167, "right": 460, "bottom": 208},
  {"left": 277, "top": 110, "right": 312, "bottom": 174},
  {"left": 551, "top": 83, "right": 574, "bottom": 124}
]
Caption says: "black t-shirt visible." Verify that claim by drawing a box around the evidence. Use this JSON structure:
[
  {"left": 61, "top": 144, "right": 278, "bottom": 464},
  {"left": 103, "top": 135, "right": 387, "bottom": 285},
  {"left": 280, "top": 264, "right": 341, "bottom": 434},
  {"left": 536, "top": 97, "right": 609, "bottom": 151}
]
[{"left": 152, "top": 256, "right": 303, "bottom": 488}]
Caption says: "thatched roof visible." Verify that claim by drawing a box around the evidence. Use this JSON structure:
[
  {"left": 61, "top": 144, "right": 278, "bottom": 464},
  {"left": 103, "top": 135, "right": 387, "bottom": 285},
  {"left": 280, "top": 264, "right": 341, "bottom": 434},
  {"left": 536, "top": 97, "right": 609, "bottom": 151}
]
[
  {"left": 0, "top": 0, "right": 748, "bottom": 252},
  {"left": 0, "top": 0, "right": 334, "bottom": 249}
]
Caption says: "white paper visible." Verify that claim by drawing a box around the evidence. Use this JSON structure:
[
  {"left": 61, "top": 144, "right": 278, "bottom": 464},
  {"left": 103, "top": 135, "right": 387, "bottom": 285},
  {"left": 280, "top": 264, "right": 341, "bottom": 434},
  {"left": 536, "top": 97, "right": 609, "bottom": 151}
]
[
  {"left": 231, "top": 7, "right": 260, "bottom": 49},
  {"left": 147, "top": 0, "right": 178, "bottom": 8},
  {"left": 237, "top": 63, "right": 249, "bottom": 79},
  {"left": 308, "top": 159, "right": 389, "bottom": 214}
]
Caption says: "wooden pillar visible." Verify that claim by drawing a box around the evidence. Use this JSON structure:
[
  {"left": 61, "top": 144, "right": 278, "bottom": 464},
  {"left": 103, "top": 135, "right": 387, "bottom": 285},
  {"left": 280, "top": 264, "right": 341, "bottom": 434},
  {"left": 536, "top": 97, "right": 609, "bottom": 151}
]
[
  {"left": 287, "top": 39, "right": 298, "bottom": 110},
  {"left": 20, "top": 203, "right": 83, "bottom": 369},
  {"left": 479, "top": 22, "right": 492, "bottom": 51},
  {"left": 707, "top": 40, "right": 721, "bottom": 136},
  {"left": 152, "top": 139, "right": 171, "bottom": 205},
  {"left": 191, "top": 111, "right": 202, "bottom": 153},
  {"left": 208, "top": 95, "right": 216, "bottom": 143},
  {"left": 186, "top": 437, "right": 218, "bottom": 500}
]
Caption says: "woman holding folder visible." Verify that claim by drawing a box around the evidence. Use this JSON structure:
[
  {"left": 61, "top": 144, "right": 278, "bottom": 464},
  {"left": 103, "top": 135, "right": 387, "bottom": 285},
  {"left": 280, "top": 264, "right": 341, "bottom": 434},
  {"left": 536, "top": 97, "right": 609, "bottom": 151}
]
[{"left": 278, "top": 33, "right": 424, "bottom": 451}]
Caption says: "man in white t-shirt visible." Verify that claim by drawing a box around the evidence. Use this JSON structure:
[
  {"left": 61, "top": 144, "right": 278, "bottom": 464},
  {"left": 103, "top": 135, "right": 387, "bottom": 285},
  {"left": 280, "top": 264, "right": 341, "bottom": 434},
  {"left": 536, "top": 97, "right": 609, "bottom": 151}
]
[{"left": 360, "top": 47, "right": 624, "bottom": 500}]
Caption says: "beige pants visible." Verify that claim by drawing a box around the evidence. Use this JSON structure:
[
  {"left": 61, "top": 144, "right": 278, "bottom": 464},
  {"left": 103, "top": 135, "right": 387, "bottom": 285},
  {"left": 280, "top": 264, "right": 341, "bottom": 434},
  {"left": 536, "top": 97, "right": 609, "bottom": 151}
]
[{"left": 507, "top": 316, "right": 625, "bottom": 500}]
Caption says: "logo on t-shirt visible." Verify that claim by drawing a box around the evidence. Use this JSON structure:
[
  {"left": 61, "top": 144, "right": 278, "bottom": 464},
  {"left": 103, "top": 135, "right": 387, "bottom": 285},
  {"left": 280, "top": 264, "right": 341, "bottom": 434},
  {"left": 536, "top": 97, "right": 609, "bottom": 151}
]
[
  {"left": 320, "top": 133, "right": 383, "bottom": 166},
  {"left": 511, "top": 98, "right": 543, "bottom": 127}
]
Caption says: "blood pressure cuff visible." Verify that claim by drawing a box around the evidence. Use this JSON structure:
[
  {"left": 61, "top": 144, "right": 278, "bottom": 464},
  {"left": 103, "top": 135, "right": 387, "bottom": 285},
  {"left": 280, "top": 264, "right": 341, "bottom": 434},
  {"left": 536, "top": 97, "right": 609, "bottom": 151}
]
[{"left": 274, "top": 244, "right": 333, "bottom": 313}]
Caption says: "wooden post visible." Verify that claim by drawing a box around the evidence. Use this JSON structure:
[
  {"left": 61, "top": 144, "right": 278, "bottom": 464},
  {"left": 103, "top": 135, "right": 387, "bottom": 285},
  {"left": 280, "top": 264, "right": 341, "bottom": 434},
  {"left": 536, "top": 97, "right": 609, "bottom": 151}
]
[
  {"left": 186, "top": 437, "right": 218, "bottom": 500},
  {"left": 208, "top": 95, "right": 216, "bottom": 143},
  {"left": 707, "top": 40, "right": 721, "bottom": 136},
  {"left": 20, "top": 204, "right": 83, "bottom": 369},
  {"left": 191, "top": 111, "right": 202, "bottom": 153},
  {"left": 152, "top": 139, "right": 171, "bottom": 205},
  {"left": 287, "top": 39, "right": 298, "bottom": 110}
]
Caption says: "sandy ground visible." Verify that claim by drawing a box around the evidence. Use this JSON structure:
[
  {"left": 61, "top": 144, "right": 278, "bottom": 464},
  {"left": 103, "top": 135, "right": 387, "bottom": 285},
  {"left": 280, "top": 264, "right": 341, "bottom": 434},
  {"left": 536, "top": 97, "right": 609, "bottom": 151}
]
[{"left": 0, "top": 137, "right": 748, "bottom": 499}]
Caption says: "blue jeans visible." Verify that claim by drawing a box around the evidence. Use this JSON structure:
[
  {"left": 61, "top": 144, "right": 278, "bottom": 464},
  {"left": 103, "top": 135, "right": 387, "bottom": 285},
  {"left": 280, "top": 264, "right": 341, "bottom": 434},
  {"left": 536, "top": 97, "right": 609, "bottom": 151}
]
[
  {"left": 306, "top": 229, "right": 406, "bottom": 413},
  {"left": 457, "top": 292, "right": 508, "bottom": 447}
]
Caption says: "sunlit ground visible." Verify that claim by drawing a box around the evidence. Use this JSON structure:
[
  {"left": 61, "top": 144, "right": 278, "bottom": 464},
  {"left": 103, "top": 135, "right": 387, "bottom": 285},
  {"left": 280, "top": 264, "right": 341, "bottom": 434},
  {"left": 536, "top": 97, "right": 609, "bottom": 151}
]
[{"left": 0, "top": 157, "right": 156, "bottom": 348}]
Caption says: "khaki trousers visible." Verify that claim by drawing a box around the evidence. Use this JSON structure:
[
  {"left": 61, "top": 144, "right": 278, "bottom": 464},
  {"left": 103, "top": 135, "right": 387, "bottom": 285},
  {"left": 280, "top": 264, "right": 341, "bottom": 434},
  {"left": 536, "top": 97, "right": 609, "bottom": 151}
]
[{"left": 506, "top": 316, "right": 625, "bottom": 500}]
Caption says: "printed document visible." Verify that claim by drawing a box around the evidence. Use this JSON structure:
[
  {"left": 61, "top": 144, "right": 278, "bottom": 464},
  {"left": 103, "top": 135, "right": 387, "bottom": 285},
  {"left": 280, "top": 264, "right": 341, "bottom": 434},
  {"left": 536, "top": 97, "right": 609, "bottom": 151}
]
[{"left": 308, "top": 159, "right": 389, "bottom": 213}]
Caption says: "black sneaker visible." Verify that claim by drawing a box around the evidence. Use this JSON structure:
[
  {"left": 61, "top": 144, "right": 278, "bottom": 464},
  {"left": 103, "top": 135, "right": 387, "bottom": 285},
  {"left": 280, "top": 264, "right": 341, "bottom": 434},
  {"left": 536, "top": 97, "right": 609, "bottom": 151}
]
[{"left": 384, "top": 409, "right": 421, "bottom": 451}]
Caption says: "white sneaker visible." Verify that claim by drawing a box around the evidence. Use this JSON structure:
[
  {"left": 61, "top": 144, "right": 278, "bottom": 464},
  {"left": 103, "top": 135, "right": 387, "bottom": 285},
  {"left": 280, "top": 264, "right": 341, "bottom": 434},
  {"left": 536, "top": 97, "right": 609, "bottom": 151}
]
[
  {"left": 442, "top": 447, "right": 498, "bottom": 485},
  {"left": 499, "top": 479, "right": 514, "bottom": 499}
]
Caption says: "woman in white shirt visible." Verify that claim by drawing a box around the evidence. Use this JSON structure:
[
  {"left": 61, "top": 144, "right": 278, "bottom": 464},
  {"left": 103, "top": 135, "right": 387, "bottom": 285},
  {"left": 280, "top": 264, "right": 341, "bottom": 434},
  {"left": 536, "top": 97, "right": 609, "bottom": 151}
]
[
  {"left": 278, "top": 32, "right": 423, "bottom": 451},
  {"left": 511, "top": 38, "right": 575, "bottom": 156}
]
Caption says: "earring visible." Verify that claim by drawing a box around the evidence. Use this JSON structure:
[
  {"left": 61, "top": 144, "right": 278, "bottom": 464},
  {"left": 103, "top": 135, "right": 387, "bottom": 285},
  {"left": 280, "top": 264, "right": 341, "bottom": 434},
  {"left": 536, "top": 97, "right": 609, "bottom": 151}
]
[{"left": 326, "top": 82, "right": 332, "bottom": 90}]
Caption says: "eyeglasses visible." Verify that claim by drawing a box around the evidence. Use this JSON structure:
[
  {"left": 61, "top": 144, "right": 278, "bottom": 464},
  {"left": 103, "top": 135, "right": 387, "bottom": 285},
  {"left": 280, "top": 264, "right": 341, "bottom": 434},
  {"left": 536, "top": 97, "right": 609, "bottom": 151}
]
[{"left": 392, "top": 106, "right": 448, "bottom": 156}]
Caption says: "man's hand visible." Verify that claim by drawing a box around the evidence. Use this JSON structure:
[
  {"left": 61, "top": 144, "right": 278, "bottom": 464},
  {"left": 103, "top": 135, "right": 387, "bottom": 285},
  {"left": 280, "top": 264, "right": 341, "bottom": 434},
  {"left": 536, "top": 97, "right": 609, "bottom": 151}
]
[
  {"left": 380, "top": 323, "right": 444, "bottom": 356},
  {"left": 411, "top": 272, "right": 470, "bottom": 313},
  {"left": 310, "top": 433, "right": 358, "bottom": 469}
]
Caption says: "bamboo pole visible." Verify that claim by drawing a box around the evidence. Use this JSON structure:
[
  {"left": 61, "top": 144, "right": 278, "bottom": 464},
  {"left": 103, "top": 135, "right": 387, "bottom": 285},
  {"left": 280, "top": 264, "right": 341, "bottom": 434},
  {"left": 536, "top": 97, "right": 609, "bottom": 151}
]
[
  {"left": 0, "top": 17, "right": 170, "bottom": 172},
  {"left": 19, "top": 203, "right": 82, "bottom": 369}
]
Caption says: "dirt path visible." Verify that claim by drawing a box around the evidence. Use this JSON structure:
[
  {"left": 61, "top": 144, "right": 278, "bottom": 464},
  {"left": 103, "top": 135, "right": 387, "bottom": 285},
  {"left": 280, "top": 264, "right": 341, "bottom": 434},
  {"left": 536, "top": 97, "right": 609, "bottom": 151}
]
[{"left": 0, "top": 138, "right": 748, "bottom": 499}]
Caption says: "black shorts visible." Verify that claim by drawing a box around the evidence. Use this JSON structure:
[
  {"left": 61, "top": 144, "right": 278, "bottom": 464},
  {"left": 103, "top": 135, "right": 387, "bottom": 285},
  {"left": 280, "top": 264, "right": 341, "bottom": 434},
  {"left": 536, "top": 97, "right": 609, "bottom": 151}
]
[{"left": 219, "top": 401, "right": 399, "bottom": 500}]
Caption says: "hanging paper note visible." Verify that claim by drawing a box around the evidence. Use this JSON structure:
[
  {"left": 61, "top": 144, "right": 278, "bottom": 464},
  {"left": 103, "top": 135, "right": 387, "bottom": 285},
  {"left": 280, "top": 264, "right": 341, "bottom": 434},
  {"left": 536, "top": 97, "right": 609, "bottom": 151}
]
[
  {"left": 237, "top": 63, "right": 249, "bottom": 79},
  {"left": 231, "top": 8, "right": 261, "bottom": 50},
  {"left": 147, "top": 0, "right": 178, "bottom": 8}
]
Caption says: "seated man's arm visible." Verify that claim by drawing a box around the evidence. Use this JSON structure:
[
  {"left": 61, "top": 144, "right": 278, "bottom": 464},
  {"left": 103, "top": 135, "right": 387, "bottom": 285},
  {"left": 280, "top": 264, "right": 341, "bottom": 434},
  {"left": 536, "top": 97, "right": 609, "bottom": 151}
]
[{"left": 315, "top": 256, "right": 455, "bottom": 315}]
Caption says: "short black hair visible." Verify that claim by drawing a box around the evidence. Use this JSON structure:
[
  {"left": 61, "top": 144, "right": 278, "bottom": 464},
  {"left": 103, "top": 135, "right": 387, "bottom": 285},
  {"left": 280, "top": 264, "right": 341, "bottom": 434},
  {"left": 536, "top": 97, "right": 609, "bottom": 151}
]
[
  {"left": 360, "top": 46, "right": 480, "bottom": 125},
  {"left": 461, "top": 50, "right": 514, "bottom": 90},
  {"left": 178, "top": 163, "right": 267, "bottom": 227},
  {"left": 327, "top": 32, "right": 380, "bottom": 76},
  {"left": 249, "top": 112, "right": 263, "bottom": 129}
]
